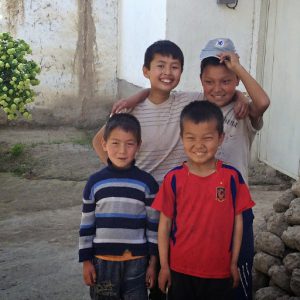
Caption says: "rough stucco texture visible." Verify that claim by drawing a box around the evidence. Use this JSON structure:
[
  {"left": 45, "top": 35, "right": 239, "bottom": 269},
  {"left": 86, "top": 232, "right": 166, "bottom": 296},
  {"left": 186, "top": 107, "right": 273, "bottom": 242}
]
[{"left": 0, "top": 0, "right": 118, "bottom": 127}]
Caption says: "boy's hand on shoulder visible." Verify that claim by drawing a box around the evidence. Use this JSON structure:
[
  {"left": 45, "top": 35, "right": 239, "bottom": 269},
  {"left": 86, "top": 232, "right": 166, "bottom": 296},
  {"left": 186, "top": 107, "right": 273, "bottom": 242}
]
[
  {"left": 111, "top": 88, "right": 150, "bottom": 114},
  {"left": 83, "top": 260, "right": 96, "bottom": 286},
  {"left": 230, "top": 262, "right": 240, "bottom": 288},
  {"left": 158, "top": 266, "right": 171, "bottom": 294},
  {"left": 233, "top": 91, "right": 249, "bottom": 119},
  {"left": 111, "top": 98, "right": 129, "bottom": 114}
]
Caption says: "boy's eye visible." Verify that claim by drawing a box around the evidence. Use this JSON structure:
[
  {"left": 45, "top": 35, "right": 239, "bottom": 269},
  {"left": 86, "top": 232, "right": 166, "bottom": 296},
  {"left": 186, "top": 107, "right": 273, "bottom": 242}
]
[
  {"left": 185, "top": 136, "right": 194, "bottom": 141},
  {"left": 204, "top": 80, "right": 212, "bottom": 85},
  {"left": 127, "top": 142, "right": 136, "bottom": 146},
  {"left": 172, "top": 65, "right": 179, "bottom": 70},
  {"left": 223, "top": 80, "right": 231, "bottom": 84}
]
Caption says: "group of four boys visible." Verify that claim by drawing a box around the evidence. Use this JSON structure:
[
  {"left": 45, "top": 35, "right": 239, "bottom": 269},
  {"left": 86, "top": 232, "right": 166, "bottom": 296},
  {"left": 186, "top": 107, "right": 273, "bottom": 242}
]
[{"left": 79, "top": 38, "right": 270, "bottom": 300}]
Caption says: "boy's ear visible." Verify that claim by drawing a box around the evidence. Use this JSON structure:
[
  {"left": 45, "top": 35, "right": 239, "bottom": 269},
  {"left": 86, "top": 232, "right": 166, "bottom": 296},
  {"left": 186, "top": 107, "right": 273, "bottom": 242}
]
[
  {"left": 200, "top": 75, "right": 203, "bottom": 84},
  {"left": 101, "top": 137, "right": 107, "bottom": 152},
  {"left": 143, "top": 66, "right": 150, "bottom": 79},
  {"left": 137, "top": 139, "right": 142, "bottom": 151},
  {"left": 219, "top": 133, "right": 225, "bottom": 146}
]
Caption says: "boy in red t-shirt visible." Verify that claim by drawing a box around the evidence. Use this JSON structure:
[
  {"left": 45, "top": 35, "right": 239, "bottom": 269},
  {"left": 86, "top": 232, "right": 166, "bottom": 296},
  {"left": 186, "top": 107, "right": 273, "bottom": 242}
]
[{"left": 152, "top": 100, "right": 255, "bottom": 300}]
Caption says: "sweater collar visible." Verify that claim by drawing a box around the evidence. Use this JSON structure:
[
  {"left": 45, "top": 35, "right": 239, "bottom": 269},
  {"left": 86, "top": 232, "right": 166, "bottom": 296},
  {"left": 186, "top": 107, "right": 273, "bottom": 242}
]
[{"left": 106, "top": 158, "right": 136, "bottom": 173}]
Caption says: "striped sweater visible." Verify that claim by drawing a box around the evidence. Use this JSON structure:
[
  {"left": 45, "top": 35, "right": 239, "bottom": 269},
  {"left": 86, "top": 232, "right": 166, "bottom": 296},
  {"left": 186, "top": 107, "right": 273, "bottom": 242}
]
[{"left": 79, "top": 161, "right": 159, "bottom": 262}]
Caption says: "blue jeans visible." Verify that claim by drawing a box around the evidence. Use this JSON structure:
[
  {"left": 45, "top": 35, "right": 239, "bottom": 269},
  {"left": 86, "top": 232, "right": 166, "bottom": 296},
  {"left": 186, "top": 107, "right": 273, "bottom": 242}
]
[{"left": 90, "top": 256, "right": 148, "bottom": 300}]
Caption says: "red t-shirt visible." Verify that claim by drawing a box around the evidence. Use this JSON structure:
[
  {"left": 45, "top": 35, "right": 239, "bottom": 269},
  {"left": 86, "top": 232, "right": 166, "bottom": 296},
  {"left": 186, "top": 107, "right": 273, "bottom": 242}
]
[{"left": 152, "top": 160, "right": 255, "bottom": 278}]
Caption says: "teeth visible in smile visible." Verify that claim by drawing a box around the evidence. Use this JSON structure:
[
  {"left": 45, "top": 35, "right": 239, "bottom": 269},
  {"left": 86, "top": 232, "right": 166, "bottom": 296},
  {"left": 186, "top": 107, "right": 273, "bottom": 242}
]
[{"left": 161, "top": 79, "right": 171, "bottom": 83}]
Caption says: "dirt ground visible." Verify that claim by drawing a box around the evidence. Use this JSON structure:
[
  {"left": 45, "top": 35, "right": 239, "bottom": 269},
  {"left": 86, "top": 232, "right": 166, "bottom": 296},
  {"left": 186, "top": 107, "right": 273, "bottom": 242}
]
[{"left": 0, "top": 127, "right": 293, "bottom": 300}]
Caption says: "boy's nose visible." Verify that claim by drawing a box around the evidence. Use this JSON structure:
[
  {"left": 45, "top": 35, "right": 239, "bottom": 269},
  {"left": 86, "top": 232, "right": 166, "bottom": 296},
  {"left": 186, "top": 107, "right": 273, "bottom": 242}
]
[
  {"left": 162, "top": 66, "right": 171, "bottom": 75},
  {"left": 119, "top": 143, "right": 126, "bottom": 153},
  {"left": 195, "top": 140, "right": 204, "bottom": 149},
  {"left": 213, "top": 83, "right": 222, "bottom": 92}
]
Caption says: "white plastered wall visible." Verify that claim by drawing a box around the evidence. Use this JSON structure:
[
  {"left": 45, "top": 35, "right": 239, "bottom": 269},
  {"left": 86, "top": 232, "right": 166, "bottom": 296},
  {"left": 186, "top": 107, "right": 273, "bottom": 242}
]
[
  {"left": 118, "top": 0, "right": 262, "bottom": 92},
  {"left": 118, "top": 0, "right": 167, "bottom": 88},
  {"left": 0, "top": 0, "right": 118, "bottom": 126}
]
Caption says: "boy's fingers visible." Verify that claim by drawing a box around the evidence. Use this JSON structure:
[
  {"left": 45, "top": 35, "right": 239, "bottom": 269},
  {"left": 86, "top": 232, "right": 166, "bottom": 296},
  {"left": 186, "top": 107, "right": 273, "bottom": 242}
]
[
  {"left": 158, "top": 280, "right": 165, "bottom": 293},
  {"left": 232, "top": 273, "right": 239, "bottom": 288},
  {"left": 147, "top": 278, "right": 153, "bottom": 288},
  {"left": 233, "top": 278, "right": 239, "bottom": 288},
  {"left": 84, "top": 275, "right": 92, "bottom": 286},
  {"left": 112, "top": 100, "right": 125, "bottom": 113}
]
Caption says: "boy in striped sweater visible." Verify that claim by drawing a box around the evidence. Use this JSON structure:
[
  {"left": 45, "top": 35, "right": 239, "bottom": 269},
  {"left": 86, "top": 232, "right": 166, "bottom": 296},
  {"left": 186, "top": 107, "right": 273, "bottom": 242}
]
[{"left": 79, "top": 113, "right": 159, "bottom": 300}]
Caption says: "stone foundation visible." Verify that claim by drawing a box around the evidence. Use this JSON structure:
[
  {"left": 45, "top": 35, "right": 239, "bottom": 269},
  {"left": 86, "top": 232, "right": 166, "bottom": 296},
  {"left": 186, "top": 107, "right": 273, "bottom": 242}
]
[{"left": 253, "top": 180, "right": 300, "bottom": 299}]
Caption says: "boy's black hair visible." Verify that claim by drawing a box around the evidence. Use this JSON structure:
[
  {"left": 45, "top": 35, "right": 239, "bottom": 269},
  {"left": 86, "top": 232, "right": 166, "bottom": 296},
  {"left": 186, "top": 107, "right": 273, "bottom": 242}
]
[
  {"left": 200, "top": 56, "right": 225, "bottom": 77},
  {"left": 103, "top": 113, "right": 141, "bottom": 144},
  {"left": 144, "top": 40, "right": 184, "bottom": 70},
  {"left": 180, "top": 100, "right": 224, "bottom": 135}
]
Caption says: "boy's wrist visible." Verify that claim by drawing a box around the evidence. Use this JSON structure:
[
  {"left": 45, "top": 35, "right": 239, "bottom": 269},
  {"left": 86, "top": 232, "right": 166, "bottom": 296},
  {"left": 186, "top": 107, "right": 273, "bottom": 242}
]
[
  {"left": 160, "top": 263, "right": 170, "bottom": 270},
  {"left": 148, "top": 255, "right": 157, "bottom": 267},
  {"left": 232, "top": 64, "right": 246, "bottom": 77},
  {"left": 230, "top": 260, "right": 238, "bottom": 267}
]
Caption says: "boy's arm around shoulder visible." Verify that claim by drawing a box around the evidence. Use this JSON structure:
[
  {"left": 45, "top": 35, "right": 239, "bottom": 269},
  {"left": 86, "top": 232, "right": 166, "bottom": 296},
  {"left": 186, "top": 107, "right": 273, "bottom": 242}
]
[{"left": 92, "top": 125, "right": 108, "bottom": 164}]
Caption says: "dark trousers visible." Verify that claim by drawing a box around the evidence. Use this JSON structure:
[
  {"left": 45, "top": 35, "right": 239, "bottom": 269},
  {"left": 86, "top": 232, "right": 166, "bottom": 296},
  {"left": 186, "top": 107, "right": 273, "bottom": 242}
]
[
  {"left": 234, "top": 209, "right": 254, "bottom": 300},
  {"left": 168, "top": 270, "right": 234, "bottom": 300}
]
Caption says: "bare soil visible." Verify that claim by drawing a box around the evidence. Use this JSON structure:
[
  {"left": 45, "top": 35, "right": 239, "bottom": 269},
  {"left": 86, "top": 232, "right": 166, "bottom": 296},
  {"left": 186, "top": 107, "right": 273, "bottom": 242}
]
[{"left": 0, "top": 127, "right": 293, "bottom": 300}]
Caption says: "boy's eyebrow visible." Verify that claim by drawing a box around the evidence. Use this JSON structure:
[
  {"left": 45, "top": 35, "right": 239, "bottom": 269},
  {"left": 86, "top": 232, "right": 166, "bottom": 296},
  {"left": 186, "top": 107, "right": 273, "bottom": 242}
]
[
  {"left": 156, "top": 59, "right": 180, "bottom": 64},
  {"left": 183, "top": 132, "right": 195, "bottom": 136},
  {"left": 203, "top": 75, "right": 233, "bottom": 79},
  {"left": 110, "top": 138, "right": 137, "bottom": 142}
]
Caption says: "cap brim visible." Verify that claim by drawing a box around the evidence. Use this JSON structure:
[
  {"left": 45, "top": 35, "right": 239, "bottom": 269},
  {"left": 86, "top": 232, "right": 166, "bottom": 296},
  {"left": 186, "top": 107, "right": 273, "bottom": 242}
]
[{"left": 199, "top": 50, "right": 221, "bottom": 61}]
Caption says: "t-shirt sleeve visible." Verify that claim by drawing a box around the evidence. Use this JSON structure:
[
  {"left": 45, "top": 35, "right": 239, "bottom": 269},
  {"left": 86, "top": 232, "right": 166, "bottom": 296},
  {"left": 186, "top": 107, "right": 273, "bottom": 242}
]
[
  {"left": 151, "top": 172, "right": 175, "bottom": 219},
  {"left": 235, "top": 173, "right": 255, "bottom": 214}
]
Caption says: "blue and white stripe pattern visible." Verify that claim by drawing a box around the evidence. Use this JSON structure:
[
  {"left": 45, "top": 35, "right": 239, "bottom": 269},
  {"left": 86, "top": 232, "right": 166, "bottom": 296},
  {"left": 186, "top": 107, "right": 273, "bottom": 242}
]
[{"left": 79, "top": 162, "right": 159, "bottom": 262}]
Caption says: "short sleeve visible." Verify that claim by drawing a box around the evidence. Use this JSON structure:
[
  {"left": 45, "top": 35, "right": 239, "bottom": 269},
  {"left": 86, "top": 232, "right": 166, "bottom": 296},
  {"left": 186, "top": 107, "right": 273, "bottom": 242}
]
[
  {"left": 235, "top": 174, "right": 255, "bottom": 214},
  {"left": 151, "top": 172, "right": 176, "bottom": 219}
]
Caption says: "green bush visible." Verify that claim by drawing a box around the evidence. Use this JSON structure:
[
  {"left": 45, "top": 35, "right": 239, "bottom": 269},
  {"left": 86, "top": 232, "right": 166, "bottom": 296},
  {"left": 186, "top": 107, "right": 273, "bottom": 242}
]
[
  {"left": 10, "top": 143, "right": 25, "bottom": 157},
  {"left": 0, "top": 32, "right": 41, "bottom": 120}
]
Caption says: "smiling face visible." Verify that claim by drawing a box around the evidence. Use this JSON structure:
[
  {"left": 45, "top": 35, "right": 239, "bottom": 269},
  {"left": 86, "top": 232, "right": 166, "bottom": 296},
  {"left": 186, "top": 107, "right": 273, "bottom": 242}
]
[
  {"left": 143, "top": 54, "right": 182, "bottom": 101},
  {"left": 181, "top": 119, "right": 224, "bottom": 171},
  {"left": 201, "top": 64, "right": 239, "bottom": 107},
  {"left": 102, "top": 127, "right": 140, "bottom": 169}
]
